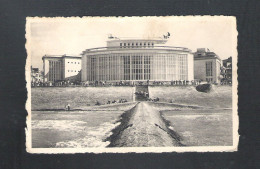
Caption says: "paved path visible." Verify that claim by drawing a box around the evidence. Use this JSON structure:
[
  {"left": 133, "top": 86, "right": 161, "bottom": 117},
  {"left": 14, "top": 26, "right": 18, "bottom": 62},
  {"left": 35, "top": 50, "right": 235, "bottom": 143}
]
[{"left": 112, "top": 102, "right": 180, "bottom": 147}]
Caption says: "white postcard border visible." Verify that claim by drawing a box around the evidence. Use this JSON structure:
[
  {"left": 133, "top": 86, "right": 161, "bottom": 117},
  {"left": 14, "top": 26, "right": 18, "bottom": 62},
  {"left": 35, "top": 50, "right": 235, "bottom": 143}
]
[{"left": 25, "top": 16, "right": 239, "bottom": 154}]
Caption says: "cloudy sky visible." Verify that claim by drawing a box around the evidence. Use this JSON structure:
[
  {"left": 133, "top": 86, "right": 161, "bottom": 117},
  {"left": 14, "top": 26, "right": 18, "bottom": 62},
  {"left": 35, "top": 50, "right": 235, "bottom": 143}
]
[{"left": 27, "top": 16, "right": 237, "bottom": 70}]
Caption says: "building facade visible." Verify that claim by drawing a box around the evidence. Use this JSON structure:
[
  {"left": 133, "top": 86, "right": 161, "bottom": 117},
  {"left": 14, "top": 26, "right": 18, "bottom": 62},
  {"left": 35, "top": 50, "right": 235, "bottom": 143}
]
[
  {"left": 31, "top": 67, "right": 43, "bottom": 83},
  {"left": 222, "top": 56, "right": 232, "bottom": 83},
  {"left": 194, "top": 48, "right": 222, "bottom": 83},
  {"left": 42, "top": 55, "right": 81, "bottom": 82},
  {"left": 81, "top": 38, "right": 194, "bottom": 82}
]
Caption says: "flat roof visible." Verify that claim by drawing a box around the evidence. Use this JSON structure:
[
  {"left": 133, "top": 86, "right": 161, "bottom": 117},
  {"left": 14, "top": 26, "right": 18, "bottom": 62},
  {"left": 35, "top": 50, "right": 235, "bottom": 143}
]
[
  {"left": 82, "top": 46, "right": 192, "bottom": 54},
  {"left": 42, "top": 55, "right": 81, "bottom": 60},
  {"left": 107, "top": 38, "right": 167, "bottom": 42},
  {"left": 194, "top": 56, "right": 221, "bottom": 61}
]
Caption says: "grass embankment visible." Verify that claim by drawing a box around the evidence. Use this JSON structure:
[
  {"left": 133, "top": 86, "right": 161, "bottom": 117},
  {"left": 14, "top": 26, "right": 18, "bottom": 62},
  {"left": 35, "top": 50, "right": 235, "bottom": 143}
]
[
  {"left": 31, "top": 87, "right": 134, "bottom": 110},
  {"left": 149, "top": 85, "right": 232, "bottom": 108}
]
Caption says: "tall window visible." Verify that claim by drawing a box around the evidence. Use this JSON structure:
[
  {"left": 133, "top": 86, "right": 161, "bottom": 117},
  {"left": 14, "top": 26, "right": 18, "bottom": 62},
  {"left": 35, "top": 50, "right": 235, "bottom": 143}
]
[
  {"left": 206, "top": 61, "right": 213, "bottom": 76},
  {"left": 144, "top": 55, "right": 151, "bottom": 80},
  {"left": 122, "top": 56, "right": 130, "bottom": 80},
  {"left": 90, "top": 58, "right": 96, "bottom": 81},
  {"left": 49, "top": 60, "right": 61, "bottom": 82},
  {"left": 131, "top": 55, "right": 143, "bottom": 80}
]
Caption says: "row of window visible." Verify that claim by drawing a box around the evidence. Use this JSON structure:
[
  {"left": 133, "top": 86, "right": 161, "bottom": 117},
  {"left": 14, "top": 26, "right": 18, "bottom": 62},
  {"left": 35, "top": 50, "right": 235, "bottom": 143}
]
[
  {"left": 68, "top": 70, "right": 80, "bottom": 72},
  {"left": 206, "top": 78, "right": 213, "bottom": 82},
  {"left": 86, "top": 54, "right": 188, "bottom": 81},
  {"left": 67, "top": 62, "right": 80, "bottom": 64},
  {"left": 120, "top": 42, "right": 154, "bottom": 48}
]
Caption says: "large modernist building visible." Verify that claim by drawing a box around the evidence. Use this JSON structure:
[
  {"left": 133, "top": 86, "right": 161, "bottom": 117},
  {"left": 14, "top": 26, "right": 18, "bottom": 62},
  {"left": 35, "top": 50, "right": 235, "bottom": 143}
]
[
  {"left": 42, "top": 55, "right": 81, "bottom": 82},
  {"left": 81, "top": 38, "right": 194, "bottom": 82},
  {"left": 194, "top": 48, "right": 222, "bottom": 83}
]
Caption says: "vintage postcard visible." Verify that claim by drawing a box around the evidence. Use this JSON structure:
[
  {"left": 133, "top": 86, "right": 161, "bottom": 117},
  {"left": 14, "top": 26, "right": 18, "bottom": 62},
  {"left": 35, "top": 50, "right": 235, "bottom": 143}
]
[{"left": 25, "top": 16, "right": 238, "bottom": 153}]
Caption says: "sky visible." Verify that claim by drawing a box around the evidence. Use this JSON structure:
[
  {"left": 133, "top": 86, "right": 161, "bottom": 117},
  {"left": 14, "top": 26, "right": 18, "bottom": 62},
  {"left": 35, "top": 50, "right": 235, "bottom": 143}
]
[{"left": 27, "top": 16, "right": 237, "bottom": 70}]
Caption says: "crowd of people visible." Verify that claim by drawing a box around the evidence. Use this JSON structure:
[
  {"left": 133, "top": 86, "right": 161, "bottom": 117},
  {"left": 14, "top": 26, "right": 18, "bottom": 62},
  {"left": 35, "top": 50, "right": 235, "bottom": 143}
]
[
  {"left": 32, "top": 79, "right": 232, "bottom": 88},
  {"left": 134, "top": 90, "right": 160, "bottom": 102},
  {"left": 95, "top": 99, "right": 128, "bottom": 106},
  {"left": 80, "top": 80, "right": 203, "bottom": 87},
  {"left": 147, "top": 97, "right": 160, "bottom": 102},
  {"left": 134, "top": 91, "right": 149, "bottom": 98},
  {"left": 220, "top": 79, "right": 232, "bottom": 85},
  {"left": 64, "top": 98, "right": 129, "bottom": 110},
  {"left": 31, "top": 80, "right": 81, "bottom": 87}
]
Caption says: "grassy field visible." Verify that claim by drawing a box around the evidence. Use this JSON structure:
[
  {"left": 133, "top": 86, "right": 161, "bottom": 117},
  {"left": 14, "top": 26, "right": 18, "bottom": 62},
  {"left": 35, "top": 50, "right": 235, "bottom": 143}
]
[
  {"left": 149, "top": 85, "right": 232, "bottom": 108},
  {"left": 31, "top": 87, "right": 134, "bottom": 110}
]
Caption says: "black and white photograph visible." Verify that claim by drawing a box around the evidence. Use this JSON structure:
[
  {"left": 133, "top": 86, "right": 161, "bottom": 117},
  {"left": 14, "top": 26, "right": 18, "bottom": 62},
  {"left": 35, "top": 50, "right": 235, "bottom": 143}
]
[{"left": 25, "top": 16, "right": 238, "bottom": 153}]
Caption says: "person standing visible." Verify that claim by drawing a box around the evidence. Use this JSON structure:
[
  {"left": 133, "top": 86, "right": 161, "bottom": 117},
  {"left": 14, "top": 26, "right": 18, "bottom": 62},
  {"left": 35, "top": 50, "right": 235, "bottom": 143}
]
[{"left": 65, "top": 103, "right": 70, "bottom": 111}]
